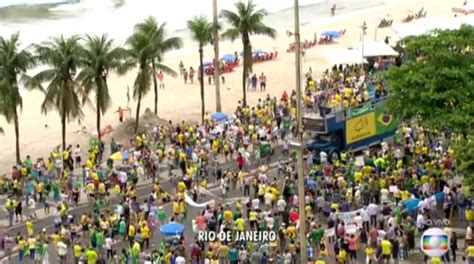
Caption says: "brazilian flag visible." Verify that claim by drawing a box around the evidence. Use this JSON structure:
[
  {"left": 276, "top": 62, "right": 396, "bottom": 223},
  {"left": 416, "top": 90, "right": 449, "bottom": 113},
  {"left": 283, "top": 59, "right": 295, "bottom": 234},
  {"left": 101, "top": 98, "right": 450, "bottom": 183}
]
[{"left": 375, "top": 103, "right": 398, "bottom": 135}]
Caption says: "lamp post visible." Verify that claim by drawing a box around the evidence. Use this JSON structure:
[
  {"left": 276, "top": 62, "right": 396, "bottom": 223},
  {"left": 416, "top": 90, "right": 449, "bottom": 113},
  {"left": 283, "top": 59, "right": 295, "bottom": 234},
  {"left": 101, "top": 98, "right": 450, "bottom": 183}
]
[
  {"left": 360, "top": 21, "right": 367, "bottom": 71},
  {"left": 212, "top": 0, "right": 222, "bottom": 112},
  {"left": 294, "top": 0, "right": 307, "bottom": 263}
]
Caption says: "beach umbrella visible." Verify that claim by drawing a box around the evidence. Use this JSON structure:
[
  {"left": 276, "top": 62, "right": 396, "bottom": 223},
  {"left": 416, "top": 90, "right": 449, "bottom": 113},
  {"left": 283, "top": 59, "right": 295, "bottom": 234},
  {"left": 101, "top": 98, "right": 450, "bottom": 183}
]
[
  {"left": 203, "top": 59, "right": 212, "bottom": 66},
  {"left": 222, "top": 53, "right": 236, "bottom": 62},
  {"left": 160, "top": 222, "right": 185, "bottom": 236},
  {"left": 211, "top": 112, "right": 228, "bottom": 122},
  {"left": 321, "top": 30, "right": 341, "bottom": 38},
  {"left": 110, "top": 151, "right": 129, "bottom": 161}
]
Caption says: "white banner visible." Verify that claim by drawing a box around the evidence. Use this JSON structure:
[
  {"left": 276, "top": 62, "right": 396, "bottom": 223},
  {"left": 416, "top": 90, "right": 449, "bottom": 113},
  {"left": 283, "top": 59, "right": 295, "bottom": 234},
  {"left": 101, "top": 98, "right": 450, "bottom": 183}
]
[
  {"left": 336, "top": 208, "right": 365, "bottom": 225},
  {"left": 184, "top": 193, "right": 212, "bottom": 208}
]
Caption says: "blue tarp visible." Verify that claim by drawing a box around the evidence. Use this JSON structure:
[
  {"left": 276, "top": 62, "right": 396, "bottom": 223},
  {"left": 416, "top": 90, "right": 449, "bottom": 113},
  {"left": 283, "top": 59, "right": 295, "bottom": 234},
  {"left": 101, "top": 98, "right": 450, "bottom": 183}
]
[
  {"left": 321, "top": 30, "right": 341, "bottom": 38},
  {"left": 222, "top": 53, "right": 236, "bottom": 62},
  {"left": 211, "top": 112, "right": 228, "bottom": 122},
  {"left": 401, "top": 198, "right": 421, "bottom": 213},
  {"left": 160, "top": 222, "right": 185, "bottom": 236}
]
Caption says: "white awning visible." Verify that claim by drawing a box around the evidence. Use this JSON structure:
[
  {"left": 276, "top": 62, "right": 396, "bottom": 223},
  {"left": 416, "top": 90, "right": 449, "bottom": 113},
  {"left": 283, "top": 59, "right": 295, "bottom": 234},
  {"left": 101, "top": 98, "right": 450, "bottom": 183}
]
[
  {"left": 351, "top": 41, "right": 399, "bottom": 57},
  {"left": 324, "top": 47, "right": 367, "bottom": 65}
]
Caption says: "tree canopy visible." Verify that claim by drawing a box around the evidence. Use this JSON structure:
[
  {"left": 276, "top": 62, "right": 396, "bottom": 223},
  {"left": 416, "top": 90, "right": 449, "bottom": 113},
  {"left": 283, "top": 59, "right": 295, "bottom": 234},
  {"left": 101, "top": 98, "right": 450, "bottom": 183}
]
[
  {"left": 385, "top": 25, "right": 474, "bottom": 187},
  {"left": 385, "top": 25, "right": 474, "bottom": 135}
]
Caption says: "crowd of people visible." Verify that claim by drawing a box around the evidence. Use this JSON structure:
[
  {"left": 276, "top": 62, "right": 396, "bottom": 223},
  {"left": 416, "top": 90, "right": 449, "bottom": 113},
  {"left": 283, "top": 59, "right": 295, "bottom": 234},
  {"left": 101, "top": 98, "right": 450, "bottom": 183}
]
[
  {"left": 303, "top": 64, "right": 388, "bottom": 116},
  {"left": 0, "top": 63, "right": 472, "bottom": 264}
]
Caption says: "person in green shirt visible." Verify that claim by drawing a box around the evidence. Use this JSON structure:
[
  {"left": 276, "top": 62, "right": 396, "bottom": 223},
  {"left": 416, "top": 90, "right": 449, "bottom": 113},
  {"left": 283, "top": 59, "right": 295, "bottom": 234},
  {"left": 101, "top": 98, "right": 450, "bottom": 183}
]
[
  {"left": 157, "top": 207, "right": 166, "bottom": 224},
  {"left": 86, "top": 247, "right": 98, "bottom": 264},
  {"left": 95, "top": 230, "right": 104, "bottom": 250}
]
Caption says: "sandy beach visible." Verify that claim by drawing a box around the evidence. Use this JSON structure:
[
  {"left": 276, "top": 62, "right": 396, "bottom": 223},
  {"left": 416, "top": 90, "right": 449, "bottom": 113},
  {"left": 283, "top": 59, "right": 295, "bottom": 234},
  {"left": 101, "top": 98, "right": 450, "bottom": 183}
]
[{"left": 0, "top": 0, "right": 463, "bottom": 172}]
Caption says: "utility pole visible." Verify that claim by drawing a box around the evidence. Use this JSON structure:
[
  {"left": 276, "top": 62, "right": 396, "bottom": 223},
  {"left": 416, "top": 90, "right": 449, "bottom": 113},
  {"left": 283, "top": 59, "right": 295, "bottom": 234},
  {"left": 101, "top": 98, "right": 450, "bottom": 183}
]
[
  {"left": 213, "top": 0, "right": 222, "bottom": 112},
  {"left": 294, "top": 0, "right": 307, "bottom": 263}
]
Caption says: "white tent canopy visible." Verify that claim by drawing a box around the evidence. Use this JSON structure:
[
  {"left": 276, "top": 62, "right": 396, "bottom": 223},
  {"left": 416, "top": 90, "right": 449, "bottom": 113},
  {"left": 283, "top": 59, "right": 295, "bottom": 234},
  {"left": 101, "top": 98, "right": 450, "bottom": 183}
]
[
  {"left": 351, "top": 41, "right": 398, "bottom": 57},
  {"left": 323, "top": 47, "right": 367, "bottom": 65}
]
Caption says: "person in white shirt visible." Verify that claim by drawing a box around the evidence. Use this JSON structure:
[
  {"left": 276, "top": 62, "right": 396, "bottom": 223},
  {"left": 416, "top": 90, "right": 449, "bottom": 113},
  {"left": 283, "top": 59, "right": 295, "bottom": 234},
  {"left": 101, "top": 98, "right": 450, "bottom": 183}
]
[
  {"left": 366, "top": 203, "right": 379, "bottom": 226},
  {"left": 380, "top": 188, "right": 389, "bottom": 204},
  {"left": 320, "top": 151, "right": 328, "bottom": 164},
  {"left": 416, "top": 213, "right": 425, "bottom": 231},
  {"left": 57, "top": 240, "right": 68, "bottom": 263},
  {"left": 74, "top": 144, "right": 82, "bottom": 168},
  {"left": 105, "top": 236, "right": 113, "bottom": 259},
  {"left": 252, "top": 198, "right": 260, "bottom": 210},
  {"left": 264, "top": 192, "right": 273, "bottom": 208},
  {"left": 277, "top": 198, "right": 286, "bottom": 213},
  {"left": 354, "top": 212, "right": 363, "bottom": 230},
  {"left": 175, "top": 255, "right": 186, "bottom": 264}
]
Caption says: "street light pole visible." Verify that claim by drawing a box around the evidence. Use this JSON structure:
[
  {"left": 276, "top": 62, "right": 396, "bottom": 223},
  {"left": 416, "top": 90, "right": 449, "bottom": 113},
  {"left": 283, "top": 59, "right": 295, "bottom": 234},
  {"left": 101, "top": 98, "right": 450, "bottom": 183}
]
[
  {"left": 294, "top": 0, "right": 307, "bottom": 263},
  {"left": 213, "top": 0, "right": 222, "bottom": 112}
]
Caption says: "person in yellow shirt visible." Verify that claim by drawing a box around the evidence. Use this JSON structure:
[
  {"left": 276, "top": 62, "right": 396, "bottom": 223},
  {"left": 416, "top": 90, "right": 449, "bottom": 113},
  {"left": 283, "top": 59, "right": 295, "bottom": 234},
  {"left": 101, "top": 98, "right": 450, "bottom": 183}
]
[
  {"left": 179, "top": 199, "right": 187, "bottom": 220},
  {"left": 26, "top": 219, "right": 34, "bottom": 237},
  {"left": 380, "top": 238, "right": 392, "bottom": 261},
  {"left": 223, "top": 208, "right": 233, "bottom": 224},
  {"left": 128, "top": 224, "right": 135, "bottom": 242},
  {"left": 141, "top": 224, "right": 150, "bottom": 249},
  {"left": 73, "top": 243, "right": 82, "bottom": 263},
  {"left": 286, "top": 224, "right": 296, "bottom": 239},
  {"left": 365, "top": 245, "right": 376, "bottom": 263},
  {"left": 234, "top": 217, "right": 245, "bottom": 231},
  {"left": 337, "top": 248, "right": 347, "bottom": 264}
]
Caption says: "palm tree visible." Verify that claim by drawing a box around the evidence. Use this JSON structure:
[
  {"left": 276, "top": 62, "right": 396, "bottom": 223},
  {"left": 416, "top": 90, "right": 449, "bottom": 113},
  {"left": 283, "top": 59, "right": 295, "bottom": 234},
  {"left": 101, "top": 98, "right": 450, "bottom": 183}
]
[
  {"left": 134, "top": 17, "right": 182, "bottom": 116},
  {"left": 25, "top": 35, "right": 85, "bottom": 151},
  {"left": 187, "top": 15, "right": 214, "bottom": 123},
  {"left": 0, "top": 33, "right": 35, "bottom": 164},
  {"left": 119, "top": 30, "right": 156, "bottom": 134},
  {"left": 77, "top": 34, "right": 126, "bottom": 142},
  {"left": 220, "top": 0, "right": 276, "bottom": 106}
]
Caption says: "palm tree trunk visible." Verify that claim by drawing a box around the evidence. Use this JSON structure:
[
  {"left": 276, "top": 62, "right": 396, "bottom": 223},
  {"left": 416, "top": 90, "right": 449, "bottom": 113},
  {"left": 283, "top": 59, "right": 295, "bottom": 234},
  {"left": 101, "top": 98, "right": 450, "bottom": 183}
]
[
  {"left": 199, "top": 45, "right": 205, "bottom": 123},
  {"left": 242, "top": 34, "right": 251, "bottom": 107},
  {"left": 96, "top": 77, "right": 102, "bottom": 143},
  {"left": 152, "top": 60, "right": 159, "bottom": 115},
  {"left": 97, "top": 101, "right": 101, "bottom": 142},
  {"left": 61, "top": 113, "right": 67, "bottom": 152},
  {"left": 135, "top": 92, "right": 142, "bottom": 134},
  {"left": 13, "top": 109, "right": 21, "bottom": 164},
  {"left": 242, "top": 64, "right": 247, "bottom": 107},
  {"left": 213, "top": 0, "right": 222, "bottom": 112}
]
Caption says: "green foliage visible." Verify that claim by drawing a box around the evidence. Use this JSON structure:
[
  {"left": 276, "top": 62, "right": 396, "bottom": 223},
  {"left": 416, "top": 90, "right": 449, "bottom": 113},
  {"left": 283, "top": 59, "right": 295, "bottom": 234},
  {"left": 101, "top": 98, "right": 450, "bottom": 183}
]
[
  {"left": 77, "top": 34, "right": 127, "bottom": 140},
  {"left": 453, "top": 134, "right": 474, "bottom": 191},
  {"left": 119, "top": 17, "right": 182, "bottom": 132},
  {"left": 187, "top": 15, "right": 214, "bottom": 47},
  {"left": 385, "top": 25, "right": 474, "bottom": 186},
  {"left": 0, "top": 32, "right": 35, "bottom": 163},
  {"left": 220, "top": 0, "right": 276, "bottom": 106},
  {"left": 25, "top": 35, "right": 85, "bottom": 150},
  {"left": 130, "top": 17, "right": 182, "bottom": 116},
  {"left": 385, "top": 25, "right": 474, "bottom": 135},
  {"left": 187, "top": 15, "right": 214, "bottom": 123}
]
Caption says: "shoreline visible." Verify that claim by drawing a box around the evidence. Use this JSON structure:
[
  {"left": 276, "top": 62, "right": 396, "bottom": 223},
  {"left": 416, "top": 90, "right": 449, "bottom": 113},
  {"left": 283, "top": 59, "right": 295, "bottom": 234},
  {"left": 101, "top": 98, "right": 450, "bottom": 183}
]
[{"left": 0, "top": 0, "right": 464, "bottom": 173}]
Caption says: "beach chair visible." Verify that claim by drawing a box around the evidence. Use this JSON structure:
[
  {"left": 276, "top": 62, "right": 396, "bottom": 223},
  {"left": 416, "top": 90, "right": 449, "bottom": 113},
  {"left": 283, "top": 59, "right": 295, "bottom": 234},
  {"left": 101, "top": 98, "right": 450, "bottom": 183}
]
[{"left": 268, "top": 53, "right": 274, "bottom": 60}]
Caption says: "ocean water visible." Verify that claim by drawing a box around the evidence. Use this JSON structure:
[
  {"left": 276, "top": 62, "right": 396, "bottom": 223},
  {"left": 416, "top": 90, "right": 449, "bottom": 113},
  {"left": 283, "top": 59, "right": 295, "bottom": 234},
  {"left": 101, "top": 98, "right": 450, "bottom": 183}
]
[{"left": 0, "top": 0, "right": 387, "bottom": 48}]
